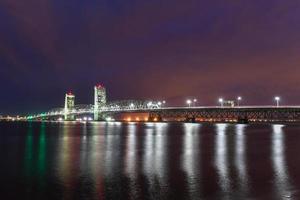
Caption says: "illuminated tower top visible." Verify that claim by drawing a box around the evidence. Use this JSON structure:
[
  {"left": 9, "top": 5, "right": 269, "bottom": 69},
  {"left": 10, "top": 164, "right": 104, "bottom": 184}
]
[
  {"left": 94, "top": 84, "right": 106, "bottom": 110},
  {"left": 65, "top": 91, "right": 75, "bottom": 111}
]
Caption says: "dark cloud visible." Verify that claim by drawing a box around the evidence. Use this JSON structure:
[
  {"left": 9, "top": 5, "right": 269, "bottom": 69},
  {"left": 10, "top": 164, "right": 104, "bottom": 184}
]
[{"left": 1, "top": 0, "right": 300, "bottom": 114}]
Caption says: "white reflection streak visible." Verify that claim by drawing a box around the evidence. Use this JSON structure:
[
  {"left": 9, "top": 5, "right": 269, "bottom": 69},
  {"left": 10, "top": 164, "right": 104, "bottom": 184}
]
[
  {"left": 154, "top": 123, "right": 168, "bottom": 185},
  {"left": 104, "top": 123, "right": 121, "bottom": 177},
  {"left": 143, "top": 126, "right": 155, "bottom": 184},
  {"left": 125, "top": 124, "right": 137, "bottom": 176},
  {"left": 57, "top": 124, "right": 71, "bottom": 184},
  {"left": 272, "top": 125, "right": 292, "bottom": 199},
  {"left": 215, "top": 124, "right": 230, "bottom": 193},
  {"left": 234, "top": 124, "right": 249, "bottom": 194},
  {"left": 143, "top": 123, "right": 168, "bottom": 197},
  {"left": 125, "top": 124, "right": 138, "bottom": 199},
  {"left": 88, "top": 123, "right": 106, "bottom": 198},
  {"left": 80, "top": 124, "right": 88, "bottom": 172},
  {"left": 182, "top": 123, "right": 201, "bottom": 198}
]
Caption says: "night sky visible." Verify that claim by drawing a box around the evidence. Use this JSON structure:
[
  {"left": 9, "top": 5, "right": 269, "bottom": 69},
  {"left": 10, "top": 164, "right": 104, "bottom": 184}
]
[{"left": 1, "top": 0, "right": 300, "bottom": 114}]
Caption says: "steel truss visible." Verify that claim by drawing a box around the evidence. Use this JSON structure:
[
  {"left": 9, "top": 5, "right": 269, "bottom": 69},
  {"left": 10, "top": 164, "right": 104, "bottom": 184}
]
[{"left": 147, "top": 107, "right": 300, "bottom": 122}]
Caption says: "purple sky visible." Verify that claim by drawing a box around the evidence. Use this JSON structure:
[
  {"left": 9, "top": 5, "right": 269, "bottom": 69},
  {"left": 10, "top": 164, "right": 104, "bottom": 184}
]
[{"left": 1, "top": 0, "right": 300, "bottom": 114}]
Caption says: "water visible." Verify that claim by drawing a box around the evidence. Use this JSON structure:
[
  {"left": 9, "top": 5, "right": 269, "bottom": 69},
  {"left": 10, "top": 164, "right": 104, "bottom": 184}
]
[{"left": 1, "top": 121, "right": 300, "bottom": 199}]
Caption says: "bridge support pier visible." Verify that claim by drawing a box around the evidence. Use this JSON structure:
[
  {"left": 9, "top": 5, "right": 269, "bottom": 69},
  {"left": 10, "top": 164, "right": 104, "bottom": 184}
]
[
  {"left": 94, "top": 110, "right": 99, "bottom": 121},
  {"left": 64, "top": 114, "right": 75, "bottom": 121},
  {"left": 185, "top": 117, "right": 196, "bottom": 123},
  {"left": 148, "top": 113, "right": 162, "bottom": 122},
  {"left": 93, "top": 111, "right": 107, "bottom": 121},
  {"left": 237, "top": 116, "right": 249, "bottom": 124}
]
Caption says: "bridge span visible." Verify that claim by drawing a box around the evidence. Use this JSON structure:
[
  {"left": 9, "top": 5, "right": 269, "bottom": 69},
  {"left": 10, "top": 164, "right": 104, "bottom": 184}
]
[
  {"left": 28, "top": 106, "right": 300, "bottom": 123},
  {"left": 144, "top": 106, "right": 300, "bottom": 123},
  {"left": 26, "top": 84, "right": 300, "bottom": 123}
]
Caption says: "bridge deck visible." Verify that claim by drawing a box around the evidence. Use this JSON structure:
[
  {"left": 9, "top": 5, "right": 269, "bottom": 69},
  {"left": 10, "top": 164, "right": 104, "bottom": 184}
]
[{"left": 28, "top": 106, "right": 300, "bottom": 122}]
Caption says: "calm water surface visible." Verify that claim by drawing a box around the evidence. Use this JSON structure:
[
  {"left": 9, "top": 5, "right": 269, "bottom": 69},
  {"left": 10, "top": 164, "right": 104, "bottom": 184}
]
[{"left": 1, "top": 122, "right": 300, "bottom": 199}]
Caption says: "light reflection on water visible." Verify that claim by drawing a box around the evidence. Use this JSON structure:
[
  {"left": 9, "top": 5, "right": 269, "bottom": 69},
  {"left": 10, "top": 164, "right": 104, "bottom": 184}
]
[
  {"left": 104, "top": 122, "right": 122, "bottom": 177},
  {"left": 272, "top": 125, "right": 293, "bottom": 199},
  {"left": 1, "top": 122, "right": 300, "bottom": 199},
  {"left": 125, "top": 123, "right": 137, "bottom": 177},
  {"left": 24, "top": 122, "right": 33, "bottom": 178},
  {"left": 182, "top": 123, "right": 201, "bottom": 198},
  {"left": 124, "top": 123, "right": 139, "bottom": 199},
  {"left": 234, "top": 124, "right": 249, "bottom": 195},
  {"left": 143, "top": 123, "right": 169, "bottom": 199},
  {"left": 57, "top": 123, "right": 72, "bottom": 185},
  {"left": 89, "top": 123, "right": 106, "bottom": 199},
  {"left": 214, "top": 123, "right": 230, "bottom": 196}
]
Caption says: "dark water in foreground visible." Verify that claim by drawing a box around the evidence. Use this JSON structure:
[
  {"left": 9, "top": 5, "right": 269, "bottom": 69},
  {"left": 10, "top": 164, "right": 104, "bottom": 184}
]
[{"left": 1, "top": 122, "right": 300, "bottom": 199}]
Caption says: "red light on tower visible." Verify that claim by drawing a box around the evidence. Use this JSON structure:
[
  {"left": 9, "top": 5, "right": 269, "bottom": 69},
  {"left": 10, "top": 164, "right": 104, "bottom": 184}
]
[
  {"left": 67, "top": 91, "right": 73, "bottom": 96},
  {"left": 96, "top": 83, "right": 104, "bottom": 88}
]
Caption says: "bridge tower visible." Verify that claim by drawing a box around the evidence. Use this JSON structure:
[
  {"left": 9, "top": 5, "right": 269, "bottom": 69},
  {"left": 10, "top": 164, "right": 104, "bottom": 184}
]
[
  {"left": 64, "top": 92, "right": 75, "bottom": 121},
  {"left": 94, "top": 84, "right": 107, "bottom": 120}
]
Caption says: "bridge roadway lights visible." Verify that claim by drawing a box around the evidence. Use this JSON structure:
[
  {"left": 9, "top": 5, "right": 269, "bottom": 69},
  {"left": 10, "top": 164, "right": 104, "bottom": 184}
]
[
  {"left": 185, "top": 117, "right": 196, "bottom": 123},
  {"left": 148, "top": 115, "right": 162, "bottom": 122}
]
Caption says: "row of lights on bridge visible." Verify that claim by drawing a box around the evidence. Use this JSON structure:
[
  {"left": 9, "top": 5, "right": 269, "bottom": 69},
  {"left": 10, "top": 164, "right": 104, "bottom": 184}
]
[
  {"left": 186, "top": 96, "right": 281, "bottom": 107},
  {"left": 128, "top": 100, "right": 166, "bottom": 109}
]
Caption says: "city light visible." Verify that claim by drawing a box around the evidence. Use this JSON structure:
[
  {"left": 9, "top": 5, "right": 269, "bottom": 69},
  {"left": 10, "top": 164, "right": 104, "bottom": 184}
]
[
  {"left": 219, "top": 98, "right": 224, "bottom": 107},
  {"left": 193, "top": 98, "right": 197, "bottom": 107},
  {"left": 186, "top": 99, "right": 192, "bottom": 107},
  {"left": 147, "top": 101, "right": 153, "bottom": 108},
  {"left": 130, "top": 103, "right": 135, "bottom": 109},
  {"left": 237, "top": 96, "right": 242, "bottom": 107},
  {"left": 275, "top": 96, "right": 280, "bottom": 107}
]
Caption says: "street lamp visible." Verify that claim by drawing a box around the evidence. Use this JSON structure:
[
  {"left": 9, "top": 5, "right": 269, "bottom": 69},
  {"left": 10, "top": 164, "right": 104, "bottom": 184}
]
[
  {"left": 130, "top": 103, "right": 135, "bottom": 109},
  {"left": 147, "top": 101, "right": 153, "bottom": 108},
  {"left": 158, "top": 101, "right": 162, "bottom": 107},
  {"left": 193, "top": 99, "right": 197, "bottom": 107},
  {"left": 219, "top": 98, "right": 224, "bottom": 107},
  {"left": 237, "top": 96, "right": 242, "bottom": 107},
  {"left": 186, "top": 99, "right": 192, "bottom": 107},
  {"left": 274, "top": 96, "right": 280, "bottom": 107}
]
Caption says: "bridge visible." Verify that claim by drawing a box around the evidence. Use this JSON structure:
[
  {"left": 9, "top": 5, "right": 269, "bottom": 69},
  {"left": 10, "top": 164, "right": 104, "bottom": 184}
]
[{"left": 26, "top": 84, "right": 300, "bottom": 123}]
